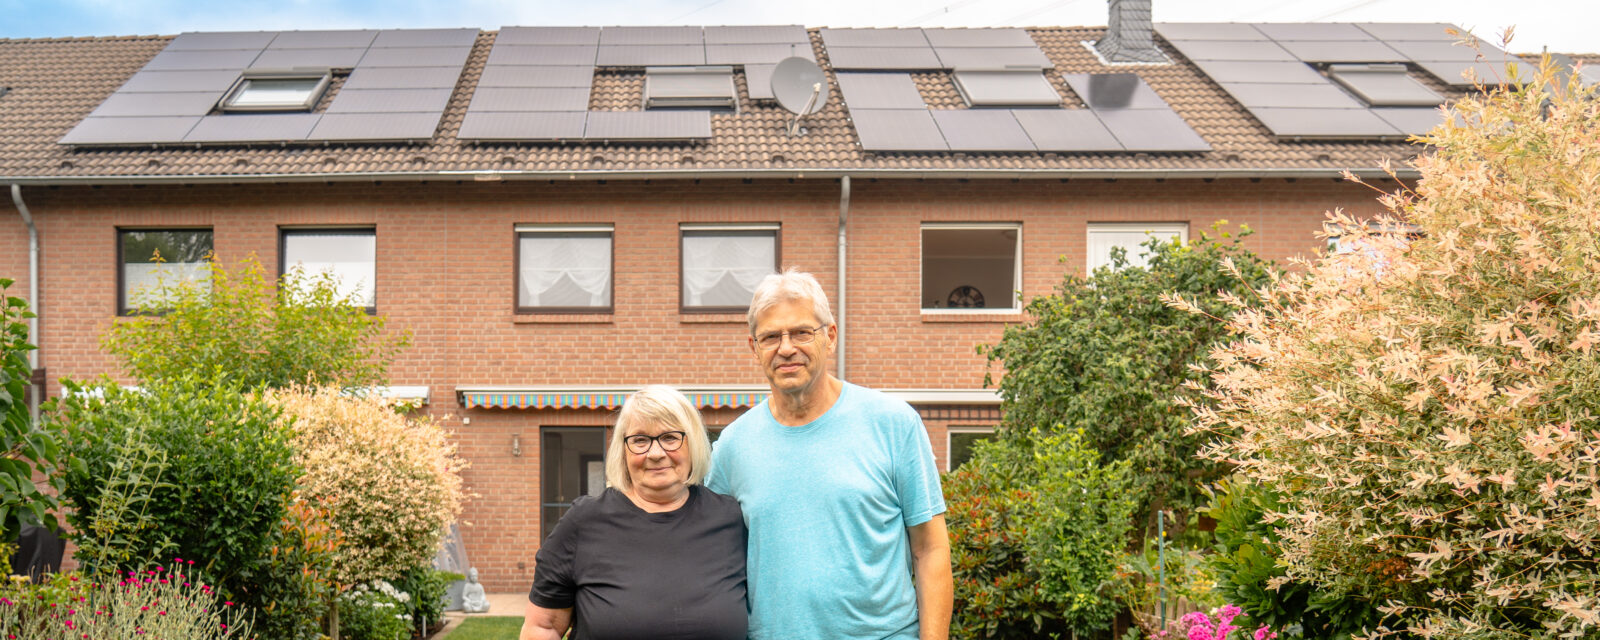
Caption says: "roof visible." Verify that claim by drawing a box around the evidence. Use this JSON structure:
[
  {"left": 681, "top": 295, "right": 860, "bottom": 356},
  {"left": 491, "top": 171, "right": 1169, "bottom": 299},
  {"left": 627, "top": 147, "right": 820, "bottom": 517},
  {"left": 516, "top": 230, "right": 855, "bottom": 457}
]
[{"left": 0, "top": 26, "right": 1587, "bottom": 184}]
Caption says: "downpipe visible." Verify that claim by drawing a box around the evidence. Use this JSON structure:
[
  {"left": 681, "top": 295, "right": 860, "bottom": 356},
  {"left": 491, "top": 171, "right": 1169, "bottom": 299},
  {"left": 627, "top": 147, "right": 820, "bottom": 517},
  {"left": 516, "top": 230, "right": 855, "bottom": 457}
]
[{"left": 9, "top": 184, "right": 41, "bottom": 425}]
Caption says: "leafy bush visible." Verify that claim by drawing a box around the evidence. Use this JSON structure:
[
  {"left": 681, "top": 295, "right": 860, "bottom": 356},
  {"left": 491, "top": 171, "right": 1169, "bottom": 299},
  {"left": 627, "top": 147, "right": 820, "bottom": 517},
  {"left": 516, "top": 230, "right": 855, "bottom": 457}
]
[
  {"left": 270, "top": 386, "right": 467, "bottom": 586},
  {"left": 984, "top": 229, "right": 1277, "bottom": 528},
  {"left": 392, "top": 565, "right": 451, "bottom": 636},
  {"left": 338, "top": 580, "right": 412, "bottom": 640},
  {"left": 102, "top": 256, "right": 408, "bottom": 390},
  {"left": 947, "top": 430, "right": 1138, "bottom": 639},
  {"left": 0, "top": 279, "right": 58, "bottom": 543},
  {"left": 1112, "top": 538, "right": 1227, "bottom": 637},
  {"left": 49, "top": 375, "right": 298, "bottom": 630},
  {"left": 1180, "top": 59, "right": 1600, "bottom": 637},
  {"left": 0, "top": 565, "right": 252, "bottom": 640},
  {"left": 253, "top": 499, "right": 341, "bottom": 640}
]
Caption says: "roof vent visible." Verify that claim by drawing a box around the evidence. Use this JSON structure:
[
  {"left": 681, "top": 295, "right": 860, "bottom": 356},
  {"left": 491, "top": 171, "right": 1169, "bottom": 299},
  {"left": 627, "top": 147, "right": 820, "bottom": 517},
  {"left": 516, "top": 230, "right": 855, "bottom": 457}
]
[{"left": 1096, "top": 0, "right": 1166, "bottom": 64}]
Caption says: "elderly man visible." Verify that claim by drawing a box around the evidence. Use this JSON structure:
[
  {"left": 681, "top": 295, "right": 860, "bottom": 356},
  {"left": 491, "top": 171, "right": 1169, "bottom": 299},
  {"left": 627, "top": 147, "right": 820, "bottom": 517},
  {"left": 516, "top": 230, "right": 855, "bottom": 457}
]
[{"left": 707, "top": 268, "right": 952, "bottom": 640}]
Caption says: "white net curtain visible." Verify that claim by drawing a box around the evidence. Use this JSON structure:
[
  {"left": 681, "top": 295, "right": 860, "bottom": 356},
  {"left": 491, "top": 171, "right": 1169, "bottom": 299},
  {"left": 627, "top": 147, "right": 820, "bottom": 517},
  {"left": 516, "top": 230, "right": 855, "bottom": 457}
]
[
  {"left": 123, "top": 261, "right": 211, "bottom": 308},
  {"left": 682, "top": 232, "right": 775, "bottom": 308},
  {"left": 520, "top": 233, "right": 612, "bottom": 308},
  {"left": 283, "top": 231, "right": 376, "bottom": 307}
]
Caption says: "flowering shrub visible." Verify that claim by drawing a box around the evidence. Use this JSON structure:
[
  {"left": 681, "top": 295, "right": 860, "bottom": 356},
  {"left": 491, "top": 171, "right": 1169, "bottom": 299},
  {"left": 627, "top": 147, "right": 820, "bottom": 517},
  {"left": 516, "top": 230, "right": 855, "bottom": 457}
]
[
  {"left": 1174, "top": 58, "right": 1600, "bottom": 637},
  {"left": 338, "top": 580, "right": 412, "bottom": 640},
  {"left": 270, "top": 386, "right": 467, "bottom": 585},
  {"left": 392, "top": 565, "right": 452, "bottom": 637},
  {"left": 1151, "top": 605, "right": 1279, "bottom": 640},
  {"left": 0, "top": 562, "right": 252, "bottom": 640}
]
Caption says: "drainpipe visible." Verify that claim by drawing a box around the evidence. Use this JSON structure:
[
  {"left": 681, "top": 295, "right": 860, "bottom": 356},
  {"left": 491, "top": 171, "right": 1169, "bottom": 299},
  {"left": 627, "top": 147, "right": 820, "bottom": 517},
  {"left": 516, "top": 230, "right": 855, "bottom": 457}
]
[
  {"left": 9, "top": 184, "right": 41, "bottom": 425},
  {"left": 836, "top": 175, "right": 850, "bottom": 382}
]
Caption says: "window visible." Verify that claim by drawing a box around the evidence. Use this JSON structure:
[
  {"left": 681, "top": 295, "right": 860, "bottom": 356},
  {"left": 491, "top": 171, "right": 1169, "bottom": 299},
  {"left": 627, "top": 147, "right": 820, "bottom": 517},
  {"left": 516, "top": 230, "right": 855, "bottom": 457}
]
[
  {"left": 517, "top": 225, "right": 614, "bottom": 313},
  {"left": 947, "top": 427, "right": 996, "bottom": 471},
  {"left": 1085, "top": 222, "right": 1187, "bottom": 274},
  {"left": 118, "top": 229, "right": 213, "bottom": 315},
  {"left": 644, "top": 66, "right": 737, "bottom": 109},
  {"left": 1326, "top": 63, "right": 1443, "bottom": 107},
  {"left": 541, "top": 427, "right": 607, "bottom": 541},
  {"left": 921, "top": 223, "right": 1020, "bottom": 312},
  {"left": 219, "top": 69, "right": 332, "bottom": 112},
  {"left": 681, "top": 224, "right": 779, "bottom": 312},
  {"left": 951, "top": 69, "right": 1060, "bottom": 107},
  {"left": 280, "top": 229, "right": 377, "bottom": 309}
]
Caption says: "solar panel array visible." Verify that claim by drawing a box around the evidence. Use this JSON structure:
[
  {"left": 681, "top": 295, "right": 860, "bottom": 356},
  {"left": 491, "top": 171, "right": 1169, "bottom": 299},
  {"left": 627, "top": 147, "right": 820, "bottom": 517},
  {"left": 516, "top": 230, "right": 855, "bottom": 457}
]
[
  {"left": 458, "top": 25, "right": 809, "bottom": 142},
  {"left": 60, "top": 29, "right": 476, "bottom": 146},
  {"left": 1158, "top": 22, "right": 1531, "bottom": 139},
  {"left": 820, "top": 28, "right": 1052, "bottom": 71}
]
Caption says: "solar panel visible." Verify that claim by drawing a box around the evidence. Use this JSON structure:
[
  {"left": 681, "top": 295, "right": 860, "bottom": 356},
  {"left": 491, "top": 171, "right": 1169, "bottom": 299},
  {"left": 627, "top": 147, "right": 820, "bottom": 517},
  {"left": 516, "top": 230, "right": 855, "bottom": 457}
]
[
  {"left": 1252, "top": 23, "right": 1374, "bottom": 41},
  {"left": 250, "top": 48, "right": 367, "bottom": 69},
  {"left": 357, "top": 47, "right": 473, "bottom": 67},
  {"left": 183, "top": 113, "right": 320, "bottom": 142},
  {"left": 458, "top": 111, "right": 587, "bottom": 140},
  {"left": 703, "top": 25, "right": 808, "bottom": 45},
  {"left": 1162, "top": 40, "right": 1294, "bottom": 62},
  {"left": 819, "top": 28, "right": 929, "bottom": 48},
  {"left": 1186, "top": 60, "right": 1326, "bottom": 84},
  {"left": 1094, "top": 109, "right": 1210, "bottom": 151},
  {"left": 1247, "top": 107, "right": 1401, "bottom": 138},
  {"left": 488, "top": 45, "right": 598, "bottom": 66},
  {"left": 268, "top": 30, "right": 379, "bottom": 49},
  {"left": 1011, "top": 109, "right": 1122, "bottom": 151},
  {"left": 1415, "top": 60, "right": 1533, "bottom": 86},
  {"left": 343, "top": 66, "right": 464, "bottom": 90},
  {"left": 706, "top": 44, "right": 814, "bottom": 65},
  {"left": 835, "top": 73, "right": 925, "bottom": 109},
  {"left": 143, "top": 49, "right": 263, "bottom": 71},
  {"left": 370, "top": 29, "right": 478, "bottom": 48},
  {"left": 583, "top": 110, "right": 712, "bottom": 139},
  {"left": 933, "top": 47, "right": 1053, "bottom": 70},
  {"left": 325, "top": 88, "right": 453, "bottom": 113},
  {"left": 1370, "top": 107, "right": 1446, "bottom": 136},
  {"left": 1355, "top": 23, "right": 1457, "bottom": 42},
  {"left": 951, "top": 70, "right": 1060, "bottom": 106},
  {"left": 849, "top": 109, "right": 948, "bottom": 151},
  {"left": 744, "top": 64, "right": 776, "bottom": 100},
  {"left": 496, "top": 27, "right": 602, "bottom": 46},
  {"left": 89, "top": 91, "right": 222, "bottom": 117},
  {"left": 60, "top": 116, "right": 200, "bottom": 145},
  {"left": 931, "top": 110, "right": 1033, "bottom": 151},
  {"left": 598, "top": 26, "right": 704, "bottom": 46},
  {"left": 118, "top": 70, "right": 242, "bottom": 93},
  {"left": 476, "top": 66, "right": 595, "bottom": 88},
  {"left": 921, "top": 28, "right": 1035, "bottom": 48},
  {"left": 1327, "top": 64, "right": 1443, "bottom": 106},
  {"left": 1580, "top": 66, "right": 1600, "bottom": 88},
  {"left": 826, "top": 47, "right": 942, "bottom": 70},
  {"left": 1154, "top": 23, "right": 1269, "bottom": 41},
  {"left": 469, "top": 87, "right": 591, "bottom": 112},
  {"left": 597, "top": 45, "right": 705, "bottom": 67},
  {"left": 1222, "top": 82, "right": 1367, "bottom": 109},
  {"left": 1061, "top": 73, "right": 1168, "bottom": 110},
  {"left": 166, "top": 32, "right": 278, "bottom": 51},
  {"left": 307, "top": 113, "right": 442, "bottom": 140},
  {"left": 1278, "top": 40, "right": 1404, "bottom": 63}
]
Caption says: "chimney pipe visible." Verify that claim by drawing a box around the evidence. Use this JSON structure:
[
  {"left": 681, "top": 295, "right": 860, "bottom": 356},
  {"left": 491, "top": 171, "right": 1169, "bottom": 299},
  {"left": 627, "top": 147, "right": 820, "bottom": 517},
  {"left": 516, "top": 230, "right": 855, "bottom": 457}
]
[{"left": 1097, "top": 0, "right": 1166, "bottom": 64}]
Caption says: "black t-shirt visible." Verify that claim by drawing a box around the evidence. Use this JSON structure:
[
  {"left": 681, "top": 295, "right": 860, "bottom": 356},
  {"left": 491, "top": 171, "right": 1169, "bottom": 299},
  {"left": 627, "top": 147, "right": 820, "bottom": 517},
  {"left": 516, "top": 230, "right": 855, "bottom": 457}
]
[{"left": 529, "top": 485, "right": 747, "bottom": 640}]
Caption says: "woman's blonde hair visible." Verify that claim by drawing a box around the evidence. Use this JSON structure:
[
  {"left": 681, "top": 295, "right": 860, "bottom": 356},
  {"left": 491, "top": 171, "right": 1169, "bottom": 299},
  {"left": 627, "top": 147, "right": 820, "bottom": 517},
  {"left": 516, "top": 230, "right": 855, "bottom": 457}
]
[{"left": 605, "top": 385, "right": 712, "bottom": 492}]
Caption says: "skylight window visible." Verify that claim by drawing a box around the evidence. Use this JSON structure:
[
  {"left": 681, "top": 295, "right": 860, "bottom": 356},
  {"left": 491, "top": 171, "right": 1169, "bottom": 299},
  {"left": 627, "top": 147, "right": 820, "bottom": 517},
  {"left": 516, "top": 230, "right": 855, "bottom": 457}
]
[
  {"left": 218, "top": 69, "right": 332, "bottom": 112},
  {"left": 951, "top": 69, "right": 1060, "bottom": 107},
  {"left": 1326, "top": 64, "right": 1443, "bottom": 107},
  {"left": 643, "top": 66, "right": 737, "bottom": 109}
]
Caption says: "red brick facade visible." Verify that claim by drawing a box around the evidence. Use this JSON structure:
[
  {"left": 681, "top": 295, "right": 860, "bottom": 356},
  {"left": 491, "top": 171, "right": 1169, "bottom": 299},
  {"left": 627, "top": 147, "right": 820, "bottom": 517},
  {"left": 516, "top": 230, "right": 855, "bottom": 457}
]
[{"left": 2, "top": 176, "right": 1387, "bottom": 590}]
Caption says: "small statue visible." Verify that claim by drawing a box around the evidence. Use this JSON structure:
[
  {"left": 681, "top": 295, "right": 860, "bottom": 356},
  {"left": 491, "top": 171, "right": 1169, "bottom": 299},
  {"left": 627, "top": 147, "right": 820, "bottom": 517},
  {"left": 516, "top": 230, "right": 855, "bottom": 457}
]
[{"left": 461, "top": 567, "right": 490, "bottom": 613}]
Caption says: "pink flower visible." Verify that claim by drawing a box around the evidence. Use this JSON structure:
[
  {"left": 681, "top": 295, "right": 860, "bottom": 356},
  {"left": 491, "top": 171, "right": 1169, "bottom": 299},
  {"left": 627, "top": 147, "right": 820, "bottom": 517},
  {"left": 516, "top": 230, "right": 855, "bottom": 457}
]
[{"left": 1218, "top": 605, "right": 1242, "bottom": 623}]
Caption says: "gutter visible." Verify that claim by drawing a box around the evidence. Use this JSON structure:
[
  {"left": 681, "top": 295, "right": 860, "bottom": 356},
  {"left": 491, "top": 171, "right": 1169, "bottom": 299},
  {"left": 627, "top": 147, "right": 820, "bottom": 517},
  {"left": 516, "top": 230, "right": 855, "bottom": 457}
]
[
  {"left": 0, "top": 166, "right": 1421, "bottom": 186},
  {"left": 8, "top": 184, "right": 41, "bottom": 425},
  {"left": 836, "top": 175, "right": 850, "bottom": 382}
]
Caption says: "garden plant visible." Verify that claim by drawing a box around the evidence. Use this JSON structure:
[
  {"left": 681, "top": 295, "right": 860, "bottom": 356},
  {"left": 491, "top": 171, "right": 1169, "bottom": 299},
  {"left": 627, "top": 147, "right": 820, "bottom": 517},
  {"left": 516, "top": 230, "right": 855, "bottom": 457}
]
[{"left": 0, "top": 279, "right": 58, "bottom": 544}]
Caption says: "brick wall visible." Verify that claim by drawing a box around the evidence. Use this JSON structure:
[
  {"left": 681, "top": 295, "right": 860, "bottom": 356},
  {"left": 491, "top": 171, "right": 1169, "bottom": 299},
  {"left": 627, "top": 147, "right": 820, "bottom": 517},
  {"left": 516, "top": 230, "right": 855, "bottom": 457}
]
[{"left": 0, "top": 176, "right": 1389, "bottom": 590}]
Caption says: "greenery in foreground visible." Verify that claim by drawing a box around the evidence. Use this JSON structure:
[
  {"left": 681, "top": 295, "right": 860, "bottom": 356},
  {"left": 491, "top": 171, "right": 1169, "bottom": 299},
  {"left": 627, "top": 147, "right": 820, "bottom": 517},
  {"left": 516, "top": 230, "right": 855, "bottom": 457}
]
[{"left": 443, "top": 616, "right": 524, "bottom": 640}]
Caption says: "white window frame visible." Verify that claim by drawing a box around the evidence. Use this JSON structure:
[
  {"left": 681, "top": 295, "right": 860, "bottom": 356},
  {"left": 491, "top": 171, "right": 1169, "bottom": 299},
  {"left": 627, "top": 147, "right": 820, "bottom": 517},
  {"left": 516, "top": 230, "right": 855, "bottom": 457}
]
[
  {"left": 946, "top": 426, "right": 997, "bottom": 471},
  {"left": 679, "top": 223, "right": 779, "bottom": 313},
  {"left": 920, "top": 222, "right": 1023, "bottom": 314},
  {"left": 644, "top": 66, "right": 738, "bottom": 110},
  {"left": 951, "top": 69, "right": 1061, "bottom": 107},
  {"left": 1085, "top": 222, "right": 1188, "bottom": 274},
  {"left": 515, "top": 224, "right": 615, "bottom": 314},
  {"left": 218, "top": 69, "right": 332, "bottom": 113}
]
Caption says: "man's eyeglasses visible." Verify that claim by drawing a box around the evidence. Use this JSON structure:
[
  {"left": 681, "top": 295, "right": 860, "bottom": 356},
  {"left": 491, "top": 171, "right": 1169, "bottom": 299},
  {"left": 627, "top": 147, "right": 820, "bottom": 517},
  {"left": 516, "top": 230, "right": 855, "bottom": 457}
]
[
  {"left": 624, "top": 431, "right": 687, "bottom": 454},
  {"left": 754, "top": 325, "right": 827, "bottom": 351}
]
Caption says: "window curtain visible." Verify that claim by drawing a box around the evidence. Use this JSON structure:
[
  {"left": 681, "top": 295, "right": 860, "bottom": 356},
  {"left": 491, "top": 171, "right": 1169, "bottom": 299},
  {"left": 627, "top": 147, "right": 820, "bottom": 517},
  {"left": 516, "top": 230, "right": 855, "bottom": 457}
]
[
  {"left": 682, "top": 233, "right": 774, "bottom": 307},
  {"left": 283, "top": 232, "right": 376, "bottom": 306},
  {"left": 123, "top": 261, "right": 211, "bottom": 308},
  {"left": 520, "top": 234, "right": 612, "bottom": 308}
]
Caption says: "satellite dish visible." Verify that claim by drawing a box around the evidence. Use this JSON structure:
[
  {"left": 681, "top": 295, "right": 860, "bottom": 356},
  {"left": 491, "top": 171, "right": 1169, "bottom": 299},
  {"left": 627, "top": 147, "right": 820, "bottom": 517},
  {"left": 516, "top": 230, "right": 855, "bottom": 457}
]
[{"left": 771, "top": 56, "right": 828, "bottom": 136}]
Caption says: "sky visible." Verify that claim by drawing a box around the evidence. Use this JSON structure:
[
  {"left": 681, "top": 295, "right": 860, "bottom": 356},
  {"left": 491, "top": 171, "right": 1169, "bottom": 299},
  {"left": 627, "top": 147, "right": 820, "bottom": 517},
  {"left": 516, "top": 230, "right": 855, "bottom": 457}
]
[{"left": 0, "top": 0, "right": 1595, "bottom": 53}]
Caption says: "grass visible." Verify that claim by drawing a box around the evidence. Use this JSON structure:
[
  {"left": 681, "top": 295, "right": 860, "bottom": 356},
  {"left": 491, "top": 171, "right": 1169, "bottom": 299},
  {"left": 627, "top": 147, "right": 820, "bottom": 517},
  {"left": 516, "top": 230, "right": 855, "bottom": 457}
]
[{"left": 438, "top": 616, "right": 523, "bottom": 640}]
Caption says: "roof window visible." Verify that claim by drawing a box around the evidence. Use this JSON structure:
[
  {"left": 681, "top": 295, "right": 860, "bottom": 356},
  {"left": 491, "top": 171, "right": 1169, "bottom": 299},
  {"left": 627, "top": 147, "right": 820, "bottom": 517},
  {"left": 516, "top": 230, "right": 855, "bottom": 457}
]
[
  {"left": 1326, "top": 64, "right": 1443, "bottom": 107},
  {"left": 643, "top": 66, "right": 736, "bottom": 109},
  {"left": 951, "top": 69, "right": 1061, "bottom": 107},
  {"left": 218, "top": 69, "right": 332, "bottom": 112}
]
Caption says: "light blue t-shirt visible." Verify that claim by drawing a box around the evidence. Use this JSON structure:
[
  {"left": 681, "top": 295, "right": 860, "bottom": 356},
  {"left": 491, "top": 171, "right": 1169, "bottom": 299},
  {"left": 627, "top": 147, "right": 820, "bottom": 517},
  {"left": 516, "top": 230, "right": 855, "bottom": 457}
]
[{"left": 706, "top": 382, "right": 946, "bottom": 640}]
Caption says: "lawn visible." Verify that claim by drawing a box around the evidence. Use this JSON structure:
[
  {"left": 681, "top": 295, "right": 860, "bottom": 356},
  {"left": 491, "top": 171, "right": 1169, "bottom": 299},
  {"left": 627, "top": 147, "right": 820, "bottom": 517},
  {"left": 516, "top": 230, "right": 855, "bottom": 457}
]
[{"left": 440, "top": 616, "right": 523, "bottom": 640}]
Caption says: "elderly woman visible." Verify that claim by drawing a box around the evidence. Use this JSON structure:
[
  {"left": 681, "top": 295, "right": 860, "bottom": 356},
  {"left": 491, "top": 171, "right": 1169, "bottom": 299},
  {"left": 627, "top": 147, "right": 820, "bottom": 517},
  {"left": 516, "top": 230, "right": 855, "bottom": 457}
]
[{"left": 521, "top": 385, "right": 747, "bottom": 640}]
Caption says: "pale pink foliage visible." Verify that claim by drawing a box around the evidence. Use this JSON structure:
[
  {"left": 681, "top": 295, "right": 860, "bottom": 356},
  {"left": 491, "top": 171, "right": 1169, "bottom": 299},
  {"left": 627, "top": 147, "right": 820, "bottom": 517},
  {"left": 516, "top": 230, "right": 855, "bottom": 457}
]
[
  {"left": 1179, "top": 55, "right": 1600, "bottom": 639},
  {"left": 270, "top": 387, "right": 468, "bottom": 585}
]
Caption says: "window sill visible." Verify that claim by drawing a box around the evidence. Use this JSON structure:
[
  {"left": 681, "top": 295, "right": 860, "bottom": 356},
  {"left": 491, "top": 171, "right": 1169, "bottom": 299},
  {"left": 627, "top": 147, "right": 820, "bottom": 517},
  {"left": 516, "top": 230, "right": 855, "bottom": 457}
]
[
  {"left": 513, "top": 314, "right": 613, "bottom": 324},
  {"left": 680, "top": 313, "right": 747, "bottom": 324},
  {"left": 921, "top": 310, "right": 1025, "bottom": 323}
]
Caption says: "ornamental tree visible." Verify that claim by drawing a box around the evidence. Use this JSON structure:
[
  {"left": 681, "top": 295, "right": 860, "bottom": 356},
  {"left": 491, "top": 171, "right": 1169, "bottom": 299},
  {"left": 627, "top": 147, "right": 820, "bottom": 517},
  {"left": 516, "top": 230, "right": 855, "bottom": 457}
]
[
  {"left": 0, "top": 279, "right": 58, "bottom": 543},
  {"left": 1177, "top": 58, "right": 1600, "bottom": 638}
]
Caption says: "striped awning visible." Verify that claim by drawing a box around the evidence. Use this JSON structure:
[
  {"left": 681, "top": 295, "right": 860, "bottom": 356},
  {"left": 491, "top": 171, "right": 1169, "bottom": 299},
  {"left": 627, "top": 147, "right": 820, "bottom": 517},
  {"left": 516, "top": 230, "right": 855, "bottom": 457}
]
[{"left": 457, "top": 385, "right": 769, "bottom": 411}]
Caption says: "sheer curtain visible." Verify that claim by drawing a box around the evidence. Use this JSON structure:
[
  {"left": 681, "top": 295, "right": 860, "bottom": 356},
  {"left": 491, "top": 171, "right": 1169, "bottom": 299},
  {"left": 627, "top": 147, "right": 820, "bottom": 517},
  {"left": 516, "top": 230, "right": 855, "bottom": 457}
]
[
  {"left": 520, "top": 233, "right": 612, "bottom": 308},
  {"left": 283, "top": 231, "right": 376, "bottom": 306},
  {"left": 682, "top": 233, "right": 774, "bottom": 308},
  {"left": 123, "top": 261, "right": 211, "bottom": 308}
]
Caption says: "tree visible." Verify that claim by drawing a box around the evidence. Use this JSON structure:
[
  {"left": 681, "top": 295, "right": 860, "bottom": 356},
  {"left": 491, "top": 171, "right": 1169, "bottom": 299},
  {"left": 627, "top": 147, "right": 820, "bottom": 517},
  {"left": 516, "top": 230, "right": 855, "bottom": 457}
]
[
  {"left": 1181, "top": 58, "right": 1600, "bottom": 638},
  {"left": 983, "top": 228, "right": 1277, "bottom": 527},
  {"left": 0, "top": 279, "right": 58, "bottom": 543},
  {"left": 102, "top": 257, "right": 408, "bottom": 390}
]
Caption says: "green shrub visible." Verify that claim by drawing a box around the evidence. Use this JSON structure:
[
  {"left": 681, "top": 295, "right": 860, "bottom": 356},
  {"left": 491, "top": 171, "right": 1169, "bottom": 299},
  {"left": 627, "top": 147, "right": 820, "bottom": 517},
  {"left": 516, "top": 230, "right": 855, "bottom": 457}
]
[
  {"left": 339, "top": 580, "right": 412, "bottom": 640},
  {"left": 0, "top": 279, "right": 59, "bottom": 544},
  {"left": 0, "top": 566, "right": 251, "bottom": 640},
  {"left": 253, "top": 500, "right": 340, "bottom": 640},
  {"left": 392, "top": 565, "right": 451, "bottom": 636}
]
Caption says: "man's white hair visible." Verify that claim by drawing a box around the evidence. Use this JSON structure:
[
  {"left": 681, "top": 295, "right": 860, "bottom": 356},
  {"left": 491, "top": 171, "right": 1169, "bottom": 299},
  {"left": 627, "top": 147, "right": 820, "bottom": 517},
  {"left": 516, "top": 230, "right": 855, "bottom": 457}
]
[{"left": 746, "top": 268, "right": 834, "bottom": 334}]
